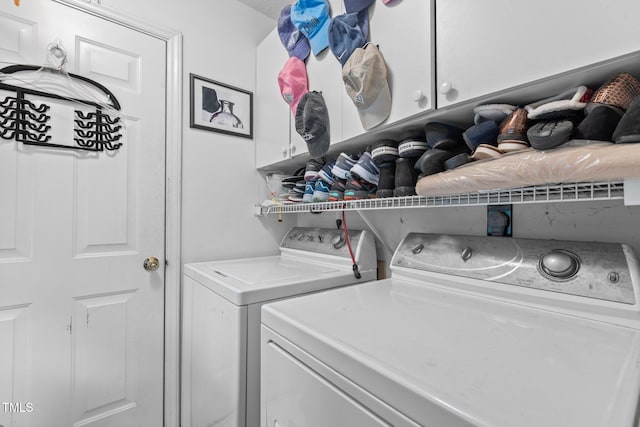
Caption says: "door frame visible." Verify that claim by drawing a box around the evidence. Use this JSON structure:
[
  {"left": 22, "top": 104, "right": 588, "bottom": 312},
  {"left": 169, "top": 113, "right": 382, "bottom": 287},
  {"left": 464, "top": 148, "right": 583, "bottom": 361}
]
[{"left": 51, "top": 1, "right": 183, "bottom": 425}]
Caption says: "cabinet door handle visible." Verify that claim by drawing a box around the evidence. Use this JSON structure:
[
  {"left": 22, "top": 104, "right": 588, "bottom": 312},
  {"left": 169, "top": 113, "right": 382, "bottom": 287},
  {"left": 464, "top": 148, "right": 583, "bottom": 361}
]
[
  {"left": 281, "top": 146, "right": 288, "bottom": 157},
  {"left": 413, "top": 89, "right": 425, "bottom": 102},
  {"left": 290, "top": 145, "right": 296, "bottom": 154},
  {"left": 439, "top": 81, "right": 453, "bottom": 94}
]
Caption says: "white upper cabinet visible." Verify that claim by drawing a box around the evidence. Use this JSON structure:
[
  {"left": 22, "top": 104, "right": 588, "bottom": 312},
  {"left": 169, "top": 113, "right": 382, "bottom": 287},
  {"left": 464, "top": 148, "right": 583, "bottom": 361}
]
[
  {"left": 342, "top": 0, "right": 435, "bottom": 140},
  {"left": 255, "top": 28, "right": 292, "bottom": 169},
  {"left": 436, "top": 0, "right": 640, "bottom": 108}
]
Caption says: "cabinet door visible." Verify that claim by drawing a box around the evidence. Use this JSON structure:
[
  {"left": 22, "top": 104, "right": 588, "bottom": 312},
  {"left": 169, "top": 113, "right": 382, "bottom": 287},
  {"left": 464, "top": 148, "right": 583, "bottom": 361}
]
[
  {"left": 342, "top": 0, "right": 435, "bottom": 140},
  {"left": 436, "top": 0, "right": 640, "bottom": 108},
  {"left": 256, "top": 28, "right": 292, "bottom": 169},
  {"left": 298, "top": 0, "right": 345, "bottom": 157}
]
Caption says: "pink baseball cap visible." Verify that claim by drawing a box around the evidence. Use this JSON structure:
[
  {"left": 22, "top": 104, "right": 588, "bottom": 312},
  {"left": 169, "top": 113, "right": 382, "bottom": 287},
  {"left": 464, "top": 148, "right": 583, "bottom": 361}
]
[{"left": 278, "top": 57, "right": 308, "bottom": 114}]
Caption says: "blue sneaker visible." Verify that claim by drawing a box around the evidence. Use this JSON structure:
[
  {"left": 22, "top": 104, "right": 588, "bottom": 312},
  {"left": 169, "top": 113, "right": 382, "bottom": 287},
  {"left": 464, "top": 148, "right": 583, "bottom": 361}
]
[
  {"left": 349, "top": 151, "right": 380, "bottom": 185},
  {"left": 317, "top": 160, "right": 336, "bottom": 185},
  {"left": 331, "top": 153, "right": 358, "bottom": 179},
  {"left": 302, "top": 180, "right": 316, "bottom": 203},
  {"left": 312, "top": 179, "right": 330, "bottom": 202}
]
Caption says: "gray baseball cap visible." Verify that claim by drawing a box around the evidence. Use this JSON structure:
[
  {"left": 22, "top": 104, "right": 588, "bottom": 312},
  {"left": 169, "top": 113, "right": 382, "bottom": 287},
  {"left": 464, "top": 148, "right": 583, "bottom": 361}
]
[
  {"left": 343, "top": 43, "right": 391, "bottom": 130},
  {"left": 295, "top": 91, "right": 330, "bottom": 159}
]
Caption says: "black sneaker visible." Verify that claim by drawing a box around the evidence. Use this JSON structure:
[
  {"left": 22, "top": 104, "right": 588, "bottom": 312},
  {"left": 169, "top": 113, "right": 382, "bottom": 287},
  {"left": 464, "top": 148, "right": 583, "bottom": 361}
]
[
  {"left": 328, "top": 178, "right": 347, "bottom": 201},
  {"left": 375, "top": 161, "right": 396, "bottom": 198},
  {"left": 304, "top": 158, "right": 323, "bottom": 181},
  {"left": 394, "top": 157, "right": 418, "bottom": 197},
  {"left": 344, "top": 177, "right": 377, "bottom": 200}
]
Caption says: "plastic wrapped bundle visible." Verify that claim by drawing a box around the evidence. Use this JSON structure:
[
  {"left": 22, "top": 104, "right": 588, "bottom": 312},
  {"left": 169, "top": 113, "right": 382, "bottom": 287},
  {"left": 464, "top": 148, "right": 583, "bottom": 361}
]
[{"left": 415, "top": 141, "right": 640, "bottom": 197}]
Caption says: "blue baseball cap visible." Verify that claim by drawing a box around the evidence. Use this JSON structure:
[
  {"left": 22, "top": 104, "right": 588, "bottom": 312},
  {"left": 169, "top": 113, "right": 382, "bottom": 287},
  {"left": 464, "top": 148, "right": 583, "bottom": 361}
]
[
  {"left": 278, "top": 4, "right": 311, "bottom": 60},
  {"left": 291, "top": 0, "right": 332, "bottom": 56},
  {"left": 328, "top": 12, "right": 368, "bottom": 66}
]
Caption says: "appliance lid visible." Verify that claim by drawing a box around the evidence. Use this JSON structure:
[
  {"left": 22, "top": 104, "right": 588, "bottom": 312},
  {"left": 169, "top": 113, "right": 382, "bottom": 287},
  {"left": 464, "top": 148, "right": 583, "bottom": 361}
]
[
  {"left": 262, "top": 278, "right": 640, "bottom": 427},
  {"left": 185, "top": 256, "right": 372, "bottom": 306}
]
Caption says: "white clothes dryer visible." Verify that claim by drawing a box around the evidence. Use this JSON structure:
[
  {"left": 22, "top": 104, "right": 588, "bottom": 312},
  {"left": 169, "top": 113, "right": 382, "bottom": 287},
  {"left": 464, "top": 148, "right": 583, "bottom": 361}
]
[
  {"left": 261, "top": 233, "right": 640, "bottom": 427},
  {"left": 181, "top": 227, "right": 376, "bottom": 427}
]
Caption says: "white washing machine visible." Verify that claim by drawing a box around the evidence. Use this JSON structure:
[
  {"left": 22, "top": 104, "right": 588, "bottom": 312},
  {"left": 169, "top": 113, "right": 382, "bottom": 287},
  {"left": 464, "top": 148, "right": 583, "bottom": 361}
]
[
  {"left": 181, "top": 226, "right": 376, "bottom": 427},
  {"left": 261, "top": 233, "right": 640, "bottom": 427}
]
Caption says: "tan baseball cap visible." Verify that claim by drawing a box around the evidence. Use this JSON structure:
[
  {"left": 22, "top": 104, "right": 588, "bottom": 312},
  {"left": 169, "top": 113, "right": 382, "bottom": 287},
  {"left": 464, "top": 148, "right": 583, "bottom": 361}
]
[{"left": 342, "top": 43, "right": 391, "bottom": 130}]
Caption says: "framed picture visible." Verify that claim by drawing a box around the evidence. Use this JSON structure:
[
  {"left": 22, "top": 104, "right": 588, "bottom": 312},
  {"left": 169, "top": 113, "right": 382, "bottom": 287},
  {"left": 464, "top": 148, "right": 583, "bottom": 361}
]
[{"left": 189, "top": 73, "right": 253, "bottom": 139}]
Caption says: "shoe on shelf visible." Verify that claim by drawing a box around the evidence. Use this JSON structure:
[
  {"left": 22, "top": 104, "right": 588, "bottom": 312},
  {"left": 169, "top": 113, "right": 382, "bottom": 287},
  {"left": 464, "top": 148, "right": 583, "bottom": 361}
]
[
  {"left": 344, "top": 177, "right": 377, "bottom": 200},
  {"left": 349, "top": 151, "right": 380, "bottom": 185},
  {"left": 394, "top": 157, "right": 418, "bottom": 197},
  {"left": 304, "top": 158, "right": 323, "bottom": 181},
  {"left": 302, "top": 179, "right": 316, "bottom": 203},
  {"left": 375, "top": 161, "right": 396, "bottom": 198},
  {"left": 371, "top": 139, "right": 399, "bottom": 166},
  {"left": 312, "top": 179, "right": 330, "bottom": 202},
  {"left": 328, "top": 178, "right": 347, "bottom": 201},
  {"left": 317, "top": 160, "right": 336, "bottom": 185},
  {"left": 331, "top": 152, "right": 359, "bottom": 179}
]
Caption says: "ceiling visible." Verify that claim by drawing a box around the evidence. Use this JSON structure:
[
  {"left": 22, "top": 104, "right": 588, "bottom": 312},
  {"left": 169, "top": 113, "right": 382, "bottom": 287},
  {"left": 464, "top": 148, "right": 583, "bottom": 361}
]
[{"left": 236, "top": 0, "right": 293, "bottom": 20}]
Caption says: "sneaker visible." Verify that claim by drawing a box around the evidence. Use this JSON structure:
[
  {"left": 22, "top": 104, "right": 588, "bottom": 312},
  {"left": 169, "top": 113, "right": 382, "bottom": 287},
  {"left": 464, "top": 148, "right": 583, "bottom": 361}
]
[
  {"left": 328, "top": 178, "right": 347, "bottom": 201},
  {"left": 312, "top": 179, "right": 330, "bottom": 202},
  {"left": 291, "top": 180, "right": 306, "bottom": 194},
  {"left": 288, "top": 193, "right": 303, "bottom": 203},
  {"left": 375, "top": 161, "right": 395, "bottom": 198},
  {"left": 344, "top": 177, "right": 377, "bottom": 200},
  {"left": 317, "top": 160, "right": 336, "bottom": 185},
  {"left": 331, "top": 152, "right": 359, "bottom": 179},
  {"left": 349, "top": 151, "right": 380, "bottom": 185},
  {"left": 394, "top": 157, "right": 418, "bottom": 197},
  {"left": 302, "top": 180, "right": 316, "bottom": 203},
  {"left": 304, "top": 159, "right": 323, "bottom": 181}
]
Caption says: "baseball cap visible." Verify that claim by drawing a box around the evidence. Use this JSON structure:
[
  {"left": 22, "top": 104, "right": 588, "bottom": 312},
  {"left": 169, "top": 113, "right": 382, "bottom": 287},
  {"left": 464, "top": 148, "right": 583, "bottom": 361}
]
[
  {"left": 290, "top": 0, "right": 332, "bottom": 56},
  {"left": 342, "top": 43, "right": 391, "bottom": 130},
  {"left": 295, "top": 91, "right": 330, "bottom": 159},
  {"left": 344, "top": 0, "right": 373, "bottom": 13},
  {"left": 278, "top": 4, "right": 311, "bottom": 60},
  {"left": 278, "top": 57, "right": 308, "bottom": 115},
  {"left": 328, "top": 12, "right": 368, "bottom": 66}
]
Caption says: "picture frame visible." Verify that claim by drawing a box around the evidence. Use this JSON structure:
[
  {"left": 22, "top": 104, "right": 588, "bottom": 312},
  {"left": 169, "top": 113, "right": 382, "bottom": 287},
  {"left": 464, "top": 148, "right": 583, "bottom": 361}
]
[{"left": 189, "top": 73, "right": 253, "bottom": 139}]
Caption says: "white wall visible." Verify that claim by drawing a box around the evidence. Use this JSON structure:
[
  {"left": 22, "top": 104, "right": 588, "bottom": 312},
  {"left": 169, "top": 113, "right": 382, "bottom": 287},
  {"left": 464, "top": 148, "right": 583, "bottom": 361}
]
[{"left": 99, "top": 0, "right": 295, "bottom": 263}]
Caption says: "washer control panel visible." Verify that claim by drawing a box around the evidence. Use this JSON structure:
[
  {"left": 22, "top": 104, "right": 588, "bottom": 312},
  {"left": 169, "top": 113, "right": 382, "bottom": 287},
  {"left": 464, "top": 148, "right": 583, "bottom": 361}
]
[
  {"left": 392, "top": 233, "right": 637, "bottom": 304},
  {"left": 280, "top": 227, "right": 362, "bottom": 258}
]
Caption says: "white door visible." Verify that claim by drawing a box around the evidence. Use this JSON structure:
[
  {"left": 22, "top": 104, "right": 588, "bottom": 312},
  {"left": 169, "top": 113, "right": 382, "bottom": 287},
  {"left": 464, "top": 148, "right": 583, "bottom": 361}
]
[{"left": 0, "top": 2, "right": 166, "bottom": 426}]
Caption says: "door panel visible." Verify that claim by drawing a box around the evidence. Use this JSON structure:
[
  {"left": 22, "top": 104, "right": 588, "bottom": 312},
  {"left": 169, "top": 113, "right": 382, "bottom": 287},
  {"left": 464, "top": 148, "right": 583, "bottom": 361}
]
[{"left": 0, "top": 2, "right": 166, "bottom": 426}]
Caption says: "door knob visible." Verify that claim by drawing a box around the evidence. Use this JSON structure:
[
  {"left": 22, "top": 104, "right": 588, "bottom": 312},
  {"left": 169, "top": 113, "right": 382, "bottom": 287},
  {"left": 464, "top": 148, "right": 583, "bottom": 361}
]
[{"left": 144, "top": 256, "right": 160, "bottom": 271}]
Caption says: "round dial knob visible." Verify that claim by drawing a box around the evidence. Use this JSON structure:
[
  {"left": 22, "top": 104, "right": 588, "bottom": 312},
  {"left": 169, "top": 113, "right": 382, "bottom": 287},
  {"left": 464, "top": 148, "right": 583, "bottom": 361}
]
[
  {"left": 332, "top": 234, "right": 346, "bottom": 249},
  {"left": 539, "top": 250, "right": 580, "bottom": 280}
]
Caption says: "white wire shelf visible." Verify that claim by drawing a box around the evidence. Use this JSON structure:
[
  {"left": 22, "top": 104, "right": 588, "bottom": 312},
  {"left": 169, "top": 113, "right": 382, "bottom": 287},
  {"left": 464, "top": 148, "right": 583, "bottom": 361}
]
[{"left": 258, "top": 181, "right": 626, "bottom": 216}]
